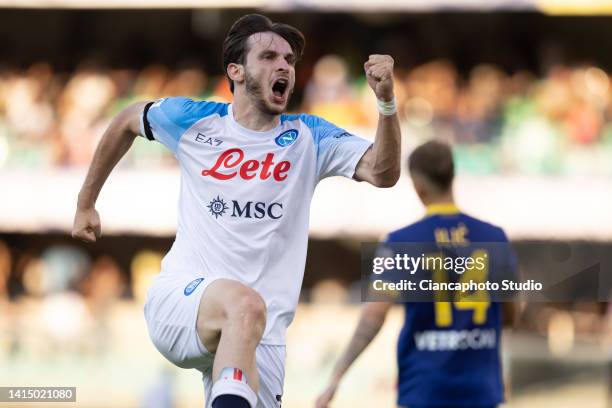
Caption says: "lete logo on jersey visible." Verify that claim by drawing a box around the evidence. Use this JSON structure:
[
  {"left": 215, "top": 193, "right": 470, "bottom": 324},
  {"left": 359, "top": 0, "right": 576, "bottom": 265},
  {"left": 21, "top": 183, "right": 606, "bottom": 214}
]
[
  {"left": 274, "top": 129, "right": 299, "bottom": 147},
  {"left": 202, "top": 148, "right": 291, "bottom": 181}
]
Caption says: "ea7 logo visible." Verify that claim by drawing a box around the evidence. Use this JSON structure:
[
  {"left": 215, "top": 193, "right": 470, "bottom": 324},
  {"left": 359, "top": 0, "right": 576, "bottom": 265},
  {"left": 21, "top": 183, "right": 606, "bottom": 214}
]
[
  {"left": 195, "top": 133, "right": 223, "bottom": 146},
  {"left": 333, "top": 131, "right": 353, "bottom": 139},
  {"left": 274, "top": 129, "right": 299, "bottom": 147}
]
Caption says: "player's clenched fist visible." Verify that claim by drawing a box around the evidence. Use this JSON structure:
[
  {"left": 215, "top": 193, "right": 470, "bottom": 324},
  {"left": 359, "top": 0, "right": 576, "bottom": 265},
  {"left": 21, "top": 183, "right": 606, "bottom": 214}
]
[
  {"left": 72, "top": 206, "right": 101, "bottom": 243},
  {"left": 364, "top": 54, "right": 394, "bottom": 102}
]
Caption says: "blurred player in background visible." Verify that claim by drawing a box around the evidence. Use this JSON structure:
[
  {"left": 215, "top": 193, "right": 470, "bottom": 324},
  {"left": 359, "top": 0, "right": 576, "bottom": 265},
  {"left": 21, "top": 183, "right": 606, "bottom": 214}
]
[
  {"left": 316, "top": 141, "right": 518, "bottom": 408},
  {"left": 72, "top": 13, "right": 400, "bottom": 408}
]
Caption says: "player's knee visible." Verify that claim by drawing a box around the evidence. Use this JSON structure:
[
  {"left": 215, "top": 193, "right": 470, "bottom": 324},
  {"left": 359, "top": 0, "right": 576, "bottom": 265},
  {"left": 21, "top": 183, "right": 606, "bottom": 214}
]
[{"left": 226, "top": 289, "right": 267, "bottom": 339}]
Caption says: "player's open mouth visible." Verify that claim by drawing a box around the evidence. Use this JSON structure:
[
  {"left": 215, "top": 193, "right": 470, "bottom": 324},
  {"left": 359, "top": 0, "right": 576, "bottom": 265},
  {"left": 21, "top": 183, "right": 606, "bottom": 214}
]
[{"left": 271, "top": 78, "right": 288, "bottom": 103}]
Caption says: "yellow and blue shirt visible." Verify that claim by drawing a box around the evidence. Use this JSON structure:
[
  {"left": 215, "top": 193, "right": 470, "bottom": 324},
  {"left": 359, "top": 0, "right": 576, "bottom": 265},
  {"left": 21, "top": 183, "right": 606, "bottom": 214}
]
[{"left": 386, "top": 204, "right": 517, "bottom": 408}]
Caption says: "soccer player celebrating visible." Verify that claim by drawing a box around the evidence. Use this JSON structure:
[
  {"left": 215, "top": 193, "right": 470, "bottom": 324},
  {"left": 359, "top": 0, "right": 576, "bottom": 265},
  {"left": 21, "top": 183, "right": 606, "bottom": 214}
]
[
  {"left": 72, "top": 14, "right": 400, "bottom": 408},
  {"left": 316, "top": 141, "right": 518, "bottom": 408}
]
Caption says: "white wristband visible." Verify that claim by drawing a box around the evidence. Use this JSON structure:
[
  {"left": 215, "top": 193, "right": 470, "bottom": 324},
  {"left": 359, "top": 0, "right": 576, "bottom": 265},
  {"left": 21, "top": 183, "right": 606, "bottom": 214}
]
[{"left": 377, "top": 97, "right": 397, "bottom": 116}]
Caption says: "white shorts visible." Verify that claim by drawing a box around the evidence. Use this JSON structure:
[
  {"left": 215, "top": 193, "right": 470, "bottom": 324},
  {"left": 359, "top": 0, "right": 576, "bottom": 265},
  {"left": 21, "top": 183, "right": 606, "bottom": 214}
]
[{"left": 144, "top": 273, "right": 286, "bottom": 408}]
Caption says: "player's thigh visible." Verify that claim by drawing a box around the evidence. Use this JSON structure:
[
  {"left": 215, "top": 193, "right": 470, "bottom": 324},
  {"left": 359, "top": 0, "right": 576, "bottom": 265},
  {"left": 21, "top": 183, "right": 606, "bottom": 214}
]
[
  {"left": 196, "top": 278, "right": 267, "bottom": 353},
  {"left": 144, "top": 274, "right": 214, "bottom": 370}
]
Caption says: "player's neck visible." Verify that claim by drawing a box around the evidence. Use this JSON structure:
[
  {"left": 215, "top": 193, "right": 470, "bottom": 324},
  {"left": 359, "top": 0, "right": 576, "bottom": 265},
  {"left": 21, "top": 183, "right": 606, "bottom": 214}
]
[
  {"left": 422, "top": 192, "right": 455, "bottom": 207},
  {"left": 231, "top": 94, "right": 280, "bottom": 132}
]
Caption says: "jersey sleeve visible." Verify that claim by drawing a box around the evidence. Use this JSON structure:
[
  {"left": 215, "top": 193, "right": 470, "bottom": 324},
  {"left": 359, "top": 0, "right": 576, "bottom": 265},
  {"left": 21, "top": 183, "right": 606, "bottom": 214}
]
[
  {"left": 300, "top": 114, "right": 372, "bottom": 181},
  {"left": 140, "top": 97, "right": 226, "bottom": 155}
]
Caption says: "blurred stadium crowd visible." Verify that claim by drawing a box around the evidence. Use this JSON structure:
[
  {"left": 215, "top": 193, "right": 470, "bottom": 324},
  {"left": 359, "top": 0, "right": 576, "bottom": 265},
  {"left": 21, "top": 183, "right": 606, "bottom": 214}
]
[
  {"left": 0, "top": 236, "right": 607, "bottom": 354},
  {"left": 0, "top": 238, "right": 156, "bottom": 352},
  {"left": 2, "top": 57, "right": 612, "bottom": 175},
  {"left": 0, "top": 235, "right": 608, "bottom": 408}
]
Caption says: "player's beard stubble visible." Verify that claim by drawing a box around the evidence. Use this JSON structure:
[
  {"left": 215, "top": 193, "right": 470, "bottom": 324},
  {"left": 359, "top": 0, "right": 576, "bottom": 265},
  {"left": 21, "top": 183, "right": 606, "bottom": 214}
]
[{"left": 245, "top": 69, "right": 291, "bottom": 116}]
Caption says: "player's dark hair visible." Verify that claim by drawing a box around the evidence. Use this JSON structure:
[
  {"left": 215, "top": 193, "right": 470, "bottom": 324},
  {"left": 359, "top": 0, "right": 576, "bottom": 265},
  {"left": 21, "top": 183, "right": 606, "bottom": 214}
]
[
  {"left": 222, "top": 14, "right": 305, "bottom": 93},
  {"left": 408, "top": 141, "right": 455, "bottom": 192}
]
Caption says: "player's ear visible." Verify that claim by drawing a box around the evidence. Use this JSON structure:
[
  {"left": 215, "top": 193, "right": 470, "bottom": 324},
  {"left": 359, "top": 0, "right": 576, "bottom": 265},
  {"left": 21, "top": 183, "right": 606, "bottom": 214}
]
[{"left": 227, "top": 63, "right": 245, "bottom": 84}]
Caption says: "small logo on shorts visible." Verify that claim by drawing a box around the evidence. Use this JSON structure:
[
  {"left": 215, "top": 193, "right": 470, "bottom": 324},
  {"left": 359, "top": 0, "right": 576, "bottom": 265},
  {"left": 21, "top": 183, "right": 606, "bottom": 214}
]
[{"left": 184, "top": 278, "right": 204, "bottom": 296}]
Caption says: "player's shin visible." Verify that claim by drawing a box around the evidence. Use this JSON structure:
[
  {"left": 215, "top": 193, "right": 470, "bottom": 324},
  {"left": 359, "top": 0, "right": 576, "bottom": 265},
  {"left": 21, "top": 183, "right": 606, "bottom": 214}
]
[
  {"left": 211, "top": 343, "right": 259, "bottom": 407},
  {"left": 209, "top": 302, "right": 264, "bottom": 407},
  {"left": 211, "top": 367, "right": 258, "bottom": 408}
]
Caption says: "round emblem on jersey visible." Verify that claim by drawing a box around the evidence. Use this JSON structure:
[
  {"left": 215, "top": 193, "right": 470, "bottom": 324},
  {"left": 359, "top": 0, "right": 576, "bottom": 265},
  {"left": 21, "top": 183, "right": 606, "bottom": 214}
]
[
  {"left": 274, "top": 129, "right": 299, "bottom": 147},
  {"left": 207, "top": 195, "right": 228, "bottom": 218},
  {"left": 184, "top": 278, "right": 204, "bottom": 296}
]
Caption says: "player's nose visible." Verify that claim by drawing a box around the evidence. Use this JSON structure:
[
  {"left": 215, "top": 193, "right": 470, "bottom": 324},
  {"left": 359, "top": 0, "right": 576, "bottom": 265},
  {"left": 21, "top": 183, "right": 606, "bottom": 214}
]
[{"left": 275, "top": 57, "right": 290, "bottom": 72}]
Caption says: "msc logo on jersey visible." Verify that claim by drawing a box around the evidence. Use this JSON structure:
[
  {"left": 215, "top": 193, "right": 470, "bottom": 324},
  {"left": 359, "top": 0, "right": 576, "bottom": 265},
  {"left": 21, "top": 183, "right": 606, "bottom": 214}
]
[
  {"left": 274, "top": 129, "right": 299, "bottom": 147},
  {"left": 184, "top": 277, "right": 204, "bottom": 296},
  {"left": 206, "top": 196, "right": 283, "bottom": 220},
  {"left": 207, "top": 195, "right": 229, "bottom": 218}
]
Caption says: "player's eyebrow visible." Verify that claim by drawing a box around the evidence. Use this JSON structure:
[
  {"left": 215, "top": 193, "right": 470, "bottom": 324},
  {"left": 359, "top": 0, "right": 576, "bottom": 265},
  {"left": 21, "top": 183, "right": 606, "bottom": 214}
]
[
  {"left": 259, "top": 49, "right": 296, "bottom": 65},
  {"left": 259, "top": 50, "right": 278, "bottom": 59}
]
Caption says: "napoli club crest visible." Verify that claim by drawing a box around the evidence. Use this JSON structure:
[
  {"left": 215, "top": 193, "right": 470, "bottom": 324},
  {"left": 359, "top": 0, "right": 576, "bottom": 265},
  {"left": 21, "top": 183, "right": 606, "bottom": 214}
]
[{"left": 274, "top": 129, "right": 299, "bottom": 147}]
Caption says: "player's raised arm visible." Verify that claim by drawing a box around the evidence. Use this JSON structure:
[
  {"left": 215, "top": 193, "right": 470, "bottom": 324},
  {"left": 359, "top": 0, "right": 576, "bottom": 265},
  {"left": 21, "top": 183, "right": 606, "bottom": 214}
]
[
  {"left": 315, "top": 301, "right": 392, "bottom": 408},
  {"left": 72, "top": 101, "right": 149, "bottom": 243},
  {"left": 354, "top": 54, "right": 401, "bottom": 188}
]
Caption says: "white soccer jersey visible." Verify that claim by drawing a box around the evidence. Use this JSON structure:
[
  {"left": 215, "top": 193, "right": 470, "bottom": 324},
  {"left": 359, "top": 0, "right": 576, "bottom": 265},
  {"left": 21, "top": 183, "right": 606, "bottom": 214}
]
[{"left": 140, "top": 97, "right": 371, "bottom": 345}]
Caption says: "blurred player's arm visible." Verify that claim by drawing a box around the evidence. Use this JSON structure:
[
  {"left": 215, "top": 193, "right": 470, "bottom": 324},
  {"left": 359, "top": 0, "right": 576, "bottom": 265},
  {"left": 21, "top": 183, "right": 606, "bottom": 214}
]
[
  {"left": 72, "top": 101, "right": 149, "bottom": 242},
  {"left": 315, "top": 301, "right": 392, "bottom": 408},
  {"left": 354, "top": 54, "right": 401, "bottom": 188},
  {"left": 503, "top": 301, "right": 523, "bottom": 328}
]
